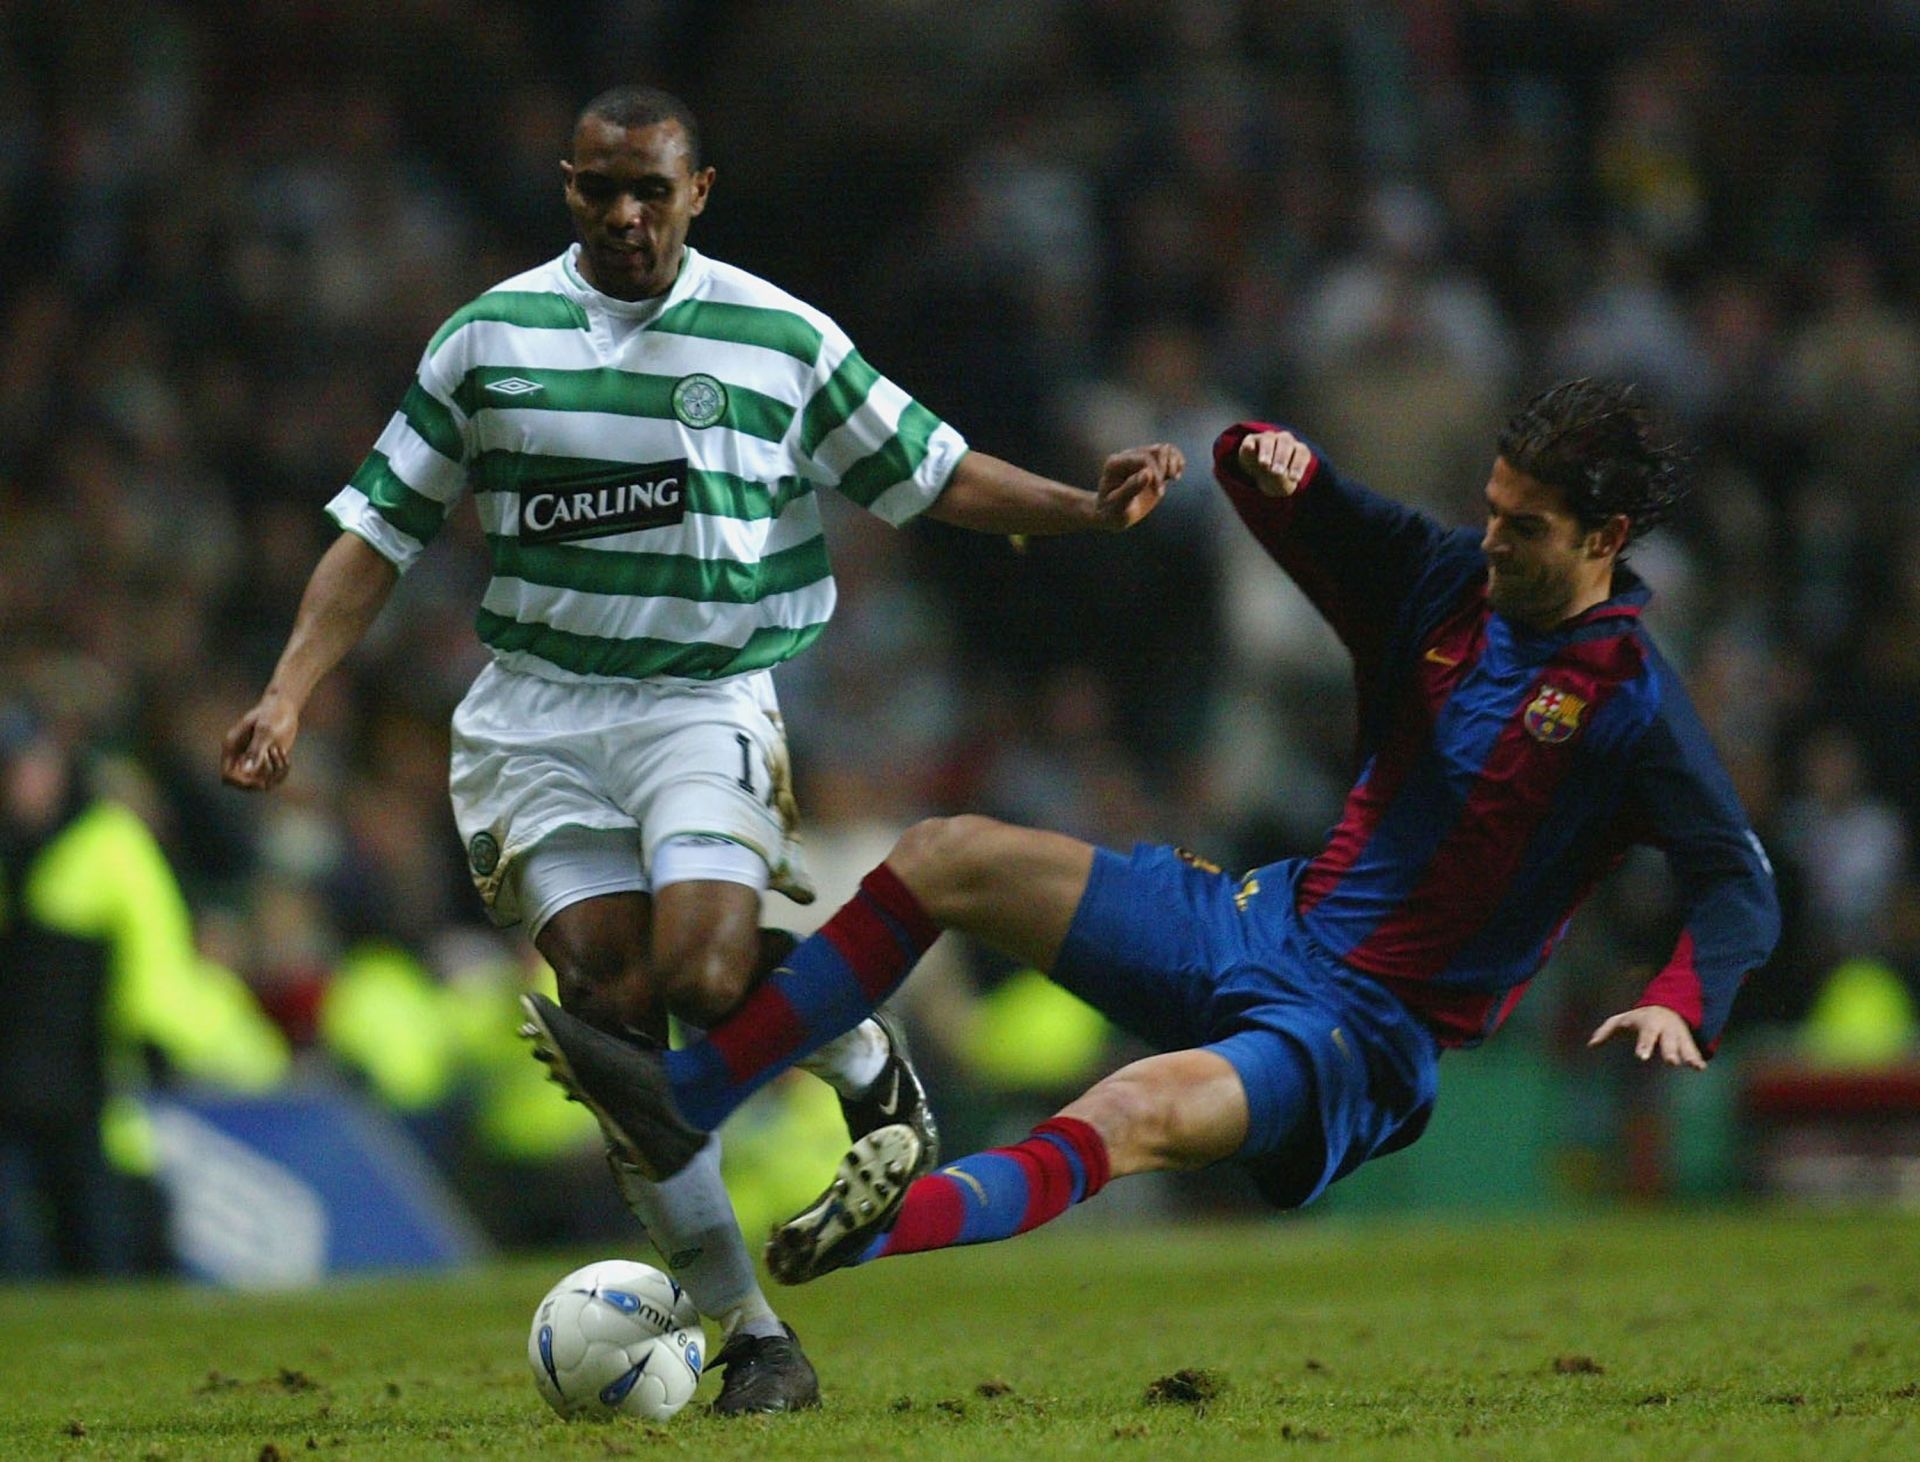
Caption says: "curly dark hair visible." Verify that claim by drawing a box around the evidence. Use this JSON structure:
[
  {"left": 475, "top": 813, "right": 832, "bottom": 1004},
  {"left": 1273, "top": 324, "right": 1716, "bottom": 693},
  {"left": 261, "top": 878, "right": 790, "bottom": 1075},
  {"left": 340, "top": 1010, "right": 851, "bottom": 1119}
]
[{"left": 1496, "top": 379, "right": 1689, "bottom": 544}]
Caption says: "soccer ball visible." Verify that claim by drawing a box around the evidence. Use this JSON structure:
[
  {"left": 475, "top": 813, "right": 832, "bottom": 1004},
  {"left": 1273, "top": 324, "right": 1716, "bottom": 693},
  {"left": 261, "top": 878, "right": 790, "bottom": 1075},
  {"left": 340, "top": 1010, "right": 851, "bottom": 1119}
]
[{"left": 528, "top": 1259, "right": 705, "bottom": 1421}]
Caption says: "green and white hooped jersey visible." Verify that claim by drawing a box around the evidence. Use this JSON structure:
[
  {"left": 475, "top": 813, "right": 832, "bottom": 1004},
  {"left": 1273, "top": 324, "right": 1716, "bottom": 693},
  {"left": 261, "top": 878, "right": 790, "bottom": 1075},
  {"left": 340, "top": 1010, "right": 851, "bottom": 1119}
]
[{"left": 326, "top": 245, "right": 968, "bottom": 683}]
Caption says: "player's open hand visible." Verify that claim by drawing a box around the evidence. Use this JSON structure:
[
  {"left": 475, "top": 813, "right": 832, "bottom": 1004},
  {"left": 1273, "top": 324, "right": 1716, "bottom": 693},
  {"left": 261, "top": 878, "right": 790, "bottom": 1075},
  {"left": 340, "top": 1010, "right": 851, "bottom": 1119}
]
[
  {"left": 1238, "top": 430, "right": 1314, "bottom": 498},
  {"left": 1094, "top": 443, "right": 1184, "bottom": 530},
  {"left": 220, "top": 695, "right": 299, "bottom": 791},
  {"left": 1587, "top": 1004, "right": 1706, "bottom": 1069}
]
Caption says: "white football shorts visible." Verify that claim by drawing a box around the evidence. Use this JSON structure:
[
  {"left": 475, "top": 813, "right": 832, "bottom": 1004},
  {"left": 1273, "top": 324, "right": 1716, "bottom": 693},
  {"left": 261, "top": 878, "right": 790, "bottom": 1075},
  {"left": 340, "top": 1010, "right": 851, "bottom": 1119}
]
[{"left": 449, "top": 660, "right": 815, "bottom": 929}]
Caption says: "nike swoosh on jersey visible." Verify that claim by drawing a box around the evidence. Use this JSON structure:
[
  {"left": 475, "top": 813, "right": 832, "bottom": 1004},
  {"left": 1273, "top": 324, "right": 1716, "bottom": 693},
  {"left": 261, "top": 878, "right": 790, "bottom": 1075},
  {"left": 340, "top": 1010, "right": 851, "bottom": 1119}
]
[{"left": 1424, "top": 647, "right": 1461, "bottom": 667}]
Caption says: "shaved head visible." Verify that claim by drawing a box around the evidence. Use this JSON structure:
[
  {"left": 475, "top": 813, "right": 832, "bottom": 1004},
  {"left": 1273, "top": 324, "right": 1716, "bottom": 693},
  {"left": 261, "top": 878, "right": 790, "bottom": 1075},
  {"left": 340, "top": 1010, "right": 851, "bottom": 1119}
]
[{"left": 574, "top": 85, "right": 702, "bottom": 169}]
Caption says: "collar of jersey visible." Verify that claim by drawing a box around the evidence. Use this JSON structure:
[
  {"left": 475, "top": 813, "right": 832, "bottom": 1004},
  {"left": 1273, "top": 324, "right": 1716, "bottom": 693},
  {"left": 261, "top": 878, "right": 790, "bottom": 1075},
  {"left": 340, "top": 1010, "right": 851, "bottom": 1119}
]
[
  {"left": 1576, "top": 565, "right": 1651, "bottom": 625},
  {"left": 561, "top": 243, "right": 707, "bottom": 320}
]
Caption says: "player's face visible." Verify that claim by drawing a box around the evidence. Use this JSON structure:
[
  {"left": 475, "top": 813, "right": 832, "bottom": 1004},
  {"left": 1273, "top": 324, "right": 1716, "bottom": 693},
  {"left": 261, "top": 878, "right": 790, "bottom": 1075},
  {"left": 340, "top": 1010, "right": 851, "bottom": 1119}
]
[
  {"left": 563, "top": 117, "right": 713, "bottom": 301},
  {"left": 1480, "top": 458, "right": 1617, "bottom": 629}
]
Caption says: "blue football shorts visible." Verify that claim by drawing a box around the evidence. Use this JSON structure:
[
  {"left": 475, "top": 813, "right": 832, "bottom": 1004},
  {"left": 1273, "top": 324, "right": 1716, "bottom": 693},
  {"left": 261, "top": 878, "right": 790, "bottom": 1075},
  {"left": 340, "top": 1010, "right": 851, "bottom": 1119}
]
[{"left": 1051, "top": 845, "right": 1440, "bottom": 1208}]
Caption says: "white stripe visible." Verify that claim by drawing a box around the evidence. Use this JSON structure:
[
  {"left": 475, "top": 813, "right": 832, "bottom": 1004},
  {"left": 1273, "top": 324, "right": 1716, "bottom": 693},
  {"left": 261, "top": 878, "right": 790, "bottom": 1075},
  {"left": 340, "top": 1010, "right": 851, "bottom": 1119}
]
[
  {"left": 443, "top": 319, "right": 598, "bottom": 371},
  {"left": 374, "top": 416, "right": 467, "bottom": 505},
  {"left": 326, "top": 488, "right": 426, "bottom": 571},
  {"left": 689, "top": 252, "right": 841, "bottom": 338},
  {"left": 481, "top": 577, "right": 837, "bottom": 646}
]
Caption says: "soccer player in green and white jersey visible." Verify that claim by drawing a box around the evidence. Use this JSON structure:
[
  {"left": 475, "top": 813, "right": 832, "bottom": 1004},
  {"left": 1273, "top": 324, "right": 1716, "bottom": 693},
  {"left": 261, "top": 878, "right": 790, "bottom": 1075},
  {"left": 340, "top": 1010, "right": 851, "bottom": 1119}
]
[{"left": 221, "top": 85, "right": 1182, "bottom": 1413}]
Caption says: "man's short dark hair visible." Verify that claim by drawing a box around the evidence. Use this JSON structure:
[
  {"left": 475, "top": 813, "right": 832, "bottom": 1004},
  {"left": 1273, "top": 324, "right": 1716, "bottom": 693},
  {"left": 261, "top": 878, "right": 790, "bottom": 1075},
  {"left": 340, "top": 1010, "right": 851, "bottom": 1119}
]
[
  {"left": 575, "top": 85, "right": 702, "bottom": 169},
  {"left": 1497, "top": 379, "right": 1688, "bottom": 543}
]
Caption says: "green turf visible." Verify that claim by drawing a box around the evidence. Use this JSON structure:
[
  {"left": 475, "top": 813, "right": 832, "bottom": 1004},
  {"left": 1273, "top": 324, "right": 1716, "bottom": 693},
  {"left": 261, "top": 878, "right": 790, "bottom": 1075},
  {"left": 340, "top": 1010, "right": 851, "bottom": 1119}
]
[{"left": 2, "top": 1207, "right": 1916, "bottom": 1459}]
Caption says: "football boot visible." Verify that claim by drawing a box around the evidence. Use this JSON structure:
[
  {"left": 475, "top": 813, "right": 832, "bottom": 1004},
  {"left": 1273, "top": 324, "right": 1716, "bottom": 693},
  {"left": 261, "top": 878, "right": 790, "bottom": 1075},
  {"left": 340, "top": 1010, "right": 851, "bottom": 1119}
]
[{"left": 765, "top": 1124, "right": 922, "bottom": 1285}]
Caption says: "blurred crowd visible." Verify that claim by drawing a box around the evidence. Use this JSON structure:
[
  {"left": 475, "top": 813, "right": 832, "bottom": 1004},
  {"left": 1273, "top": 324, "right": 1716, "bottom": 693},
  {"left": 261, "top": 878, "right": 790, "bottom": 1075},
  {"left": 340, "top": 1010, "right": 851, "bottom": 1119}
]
[{"left": 5, "top": 0, "right": 1920, "bottom": 1264}]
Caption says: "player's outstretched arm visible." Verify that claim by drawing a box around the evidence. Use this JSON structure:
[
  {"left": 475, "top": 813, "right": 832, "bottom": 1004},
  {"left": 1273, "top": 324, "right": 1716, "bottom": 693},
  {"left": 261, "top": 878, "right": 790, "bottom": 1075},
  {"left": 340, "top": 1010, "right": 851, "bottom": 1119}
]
[
  {"left": 221, "top": 532, "right": 398, "bottom": 791},
  {"left": 1587, "top": 1004, "right": 1706, "bottom": 1070},
  {"left": 924, "top": 445, "right": 1182, "bottom": 536}
]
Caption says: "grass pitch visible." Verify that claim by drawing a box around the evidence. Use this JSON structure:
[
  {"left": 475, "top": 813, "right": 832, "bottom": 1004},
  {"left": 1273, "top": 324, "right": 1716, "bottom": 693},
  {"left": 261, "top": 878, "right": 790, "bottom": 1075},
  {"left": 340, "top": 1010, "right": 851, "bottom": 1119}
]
[{"left": 3, "top": 1207, "right": 1916, "bottom": 1460}]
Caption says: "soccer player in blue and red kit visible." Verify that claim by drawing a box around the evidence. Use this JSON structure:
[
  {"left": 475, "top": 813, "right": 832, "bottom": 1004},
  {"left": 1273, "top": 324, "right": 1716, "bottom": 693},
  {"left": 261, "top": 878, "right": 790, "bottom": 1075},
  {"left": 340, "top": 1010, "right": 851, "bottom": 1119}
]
[{"left": 523, "top": 378, "right": 1781, "bottom": 1283}]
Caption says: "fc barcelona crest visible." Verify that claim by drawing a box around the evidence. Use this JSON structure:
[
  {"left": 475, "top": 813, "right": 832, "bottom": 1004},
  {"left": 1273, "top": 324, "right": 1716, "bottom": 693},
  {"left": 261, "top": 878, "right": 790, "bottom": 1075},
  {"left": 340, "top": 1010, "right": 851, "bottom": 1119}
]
[{"left": 1523, "top": 685, "right": 1588, "bottom": 744}]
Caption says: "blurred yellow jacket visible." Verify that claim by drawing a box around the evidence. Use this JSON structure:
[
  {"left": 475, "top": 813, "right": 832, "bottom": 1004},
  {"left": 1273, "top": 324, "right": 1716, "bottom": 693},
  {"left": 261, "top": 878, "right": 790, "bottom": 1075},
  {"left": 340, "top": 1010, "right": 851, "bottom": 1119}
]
[
  {"left": 3, "top": 800, "right": 291, "bottom": 1172},
  {"left": 321, "top": 943, "right": 599, "bottom": 1160}
]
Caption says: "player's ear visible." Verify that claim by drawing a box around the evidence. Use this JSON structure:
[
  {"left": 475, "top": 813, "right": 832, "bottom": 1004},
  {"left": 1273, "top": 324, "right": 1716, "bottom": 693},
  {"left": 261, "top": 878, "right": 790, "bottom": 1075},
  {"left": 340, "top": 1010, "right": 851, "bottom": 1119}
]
[
  {"left": 560, "top": 159, "right": 576, "bottom": 194},
  {"left": 1587, "top": 513, "right": 1630, "bottom": 559},
  {"left": 687, "top": 165, "right": 715, "bottom": 216}
]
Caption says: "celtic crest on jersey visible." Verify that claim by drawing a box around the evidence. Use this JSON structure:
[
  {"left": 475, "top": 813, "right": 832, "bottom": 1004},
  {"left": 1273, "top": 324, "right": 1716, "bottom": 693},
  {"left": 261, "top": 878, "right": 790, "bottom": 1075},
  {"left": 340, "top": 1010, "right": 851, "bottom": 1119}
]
[{"left": 670, "top": 373, "right": 728, "bottom": 428}]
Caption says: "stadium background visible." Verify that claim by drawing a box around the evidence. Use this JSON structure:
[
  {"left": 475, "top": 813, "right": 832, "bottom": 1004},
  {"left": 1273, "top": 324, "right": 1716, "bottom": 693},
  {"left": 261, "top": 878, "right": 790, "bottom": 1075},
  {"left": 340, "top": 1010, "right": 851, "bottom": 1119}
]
[{"left": 4, "top": 0, "right": 1919, "bottom": 1275}]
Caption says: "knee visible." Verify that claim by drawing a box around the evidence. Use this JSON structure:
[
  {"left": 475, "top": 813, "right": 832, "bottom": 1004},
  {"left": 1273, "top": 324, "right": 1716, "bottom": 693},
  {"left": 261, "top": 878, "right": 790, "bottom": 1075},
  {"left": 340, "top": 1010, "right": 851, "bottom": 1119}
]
[
  {"left": 1068, "top": 1076, "right": 1188, "bottom": 1172},
  {"left": 655, "top": 938, "right": 756, "bottom": 1028},
  {"left": 547, "top": 939, "right": 649, "bottom": 1035},
  {"left": 890, "top": 814, "right": 1006, "bottom": 921}
]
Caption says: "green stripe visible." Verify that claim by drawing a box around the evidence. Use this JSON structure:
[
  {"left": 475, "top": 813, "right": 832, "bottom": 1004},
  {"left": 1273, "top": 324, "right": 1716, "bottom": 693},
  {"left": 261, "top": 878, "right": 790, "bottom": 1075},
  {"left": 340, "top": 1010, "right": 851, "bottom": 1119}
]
[
  {"left": 835, "top": 399, "right": 943, "bottom": 508},
  {"left": 402, "top": 380, "right": 465, "bottom": 462},
  {"left": 427, "top": 292, "right": 589, "bottom": 356},
  {"left": 475, "top": 609, "right": 826, "bottom": 680},
  {"left": 469, "top": 452, "right": 814, "bottom": 520},
  {"left": 452, "top": 367, "right": 794, "bottom": 444},
  {"left": 653, "top": 299, "right": 822, "bottom": 364},
  {"left": 486, "top": 535, "right": 830, "bottom": 602},
  {"left": 351, "top": 450, "right": 446, "bottom": 542},
  {"left": 797, "top": 350, "right": 881, "bottom": 458}
]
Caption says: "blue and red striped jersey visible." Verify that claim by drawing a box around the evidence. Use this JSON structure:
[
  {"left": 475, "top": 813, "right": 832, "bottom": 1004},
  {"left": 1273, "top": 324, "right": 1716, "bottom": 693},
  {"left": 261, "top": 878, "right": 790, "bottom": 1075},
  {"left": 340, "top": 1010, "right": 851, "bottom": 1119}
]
[{"left": 1213, "top": 424, "right": 1779, "bottom": 1051}]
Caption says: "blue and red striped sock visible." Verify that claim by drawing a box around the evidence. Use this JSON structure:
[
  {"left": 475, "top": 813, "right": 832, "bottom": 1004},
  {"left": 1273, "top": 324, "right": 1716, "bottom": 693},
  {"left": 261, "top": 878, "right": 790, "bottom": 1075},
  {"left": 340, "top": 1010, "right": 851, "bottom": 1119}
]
[
  {"left": 853, "top": 1116, "right": 1112, "bottom": 1265},
  {"left": 664, "top": 864, "right": 940, "bottom": 1130}
]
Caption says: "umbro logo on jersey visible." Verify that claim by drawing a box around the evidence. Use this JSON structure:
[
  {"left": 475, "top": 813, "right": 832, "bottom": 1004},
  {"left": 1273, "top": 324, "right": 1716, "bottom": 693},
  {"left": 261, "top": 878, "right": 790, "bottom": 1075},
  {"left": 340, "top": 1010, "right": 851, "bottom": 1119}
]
[{"left": 486, "top": 377, "right": 544, "bottom": 397}]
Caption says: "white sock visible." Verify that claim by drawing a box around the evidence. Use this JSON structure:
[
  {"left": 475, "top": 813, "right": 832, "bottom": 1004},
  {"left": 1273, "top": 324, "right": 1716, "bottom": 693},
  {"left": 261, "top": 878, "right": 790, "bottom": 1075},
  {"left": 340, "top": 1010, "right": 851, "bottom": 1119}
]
[
  {"left": 608, "top": 1135, "right": 785, "bottom": 1341},
  {"left": 796, "top": 1017, "right": 890, "bottom": 1098}
]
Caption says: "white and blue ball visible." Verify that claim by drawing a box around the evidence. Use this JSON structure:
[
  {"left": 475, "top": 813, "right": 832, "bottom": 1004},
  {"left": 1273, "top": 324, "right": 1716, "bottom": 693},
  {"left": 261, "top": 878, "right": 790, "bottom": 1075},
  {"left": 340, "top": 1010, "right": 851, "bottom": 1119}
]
[{"left": 528, "top": 1259, "right": 704, "bottom": 1422}]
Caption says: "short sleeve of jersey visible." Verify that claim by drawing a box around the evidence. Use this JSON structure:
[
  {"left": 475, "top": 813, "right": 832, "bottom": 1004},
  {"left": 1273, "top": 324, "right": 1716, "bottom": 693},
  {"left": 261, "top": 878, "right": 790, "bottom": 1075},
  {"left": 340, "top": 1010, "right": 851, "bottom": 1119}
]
[
  {"left": 326, "top": 326, "right": 474, "bottom": 571},
  {"left": 789, "top": 321, "right": 967, "bottom": 527}
]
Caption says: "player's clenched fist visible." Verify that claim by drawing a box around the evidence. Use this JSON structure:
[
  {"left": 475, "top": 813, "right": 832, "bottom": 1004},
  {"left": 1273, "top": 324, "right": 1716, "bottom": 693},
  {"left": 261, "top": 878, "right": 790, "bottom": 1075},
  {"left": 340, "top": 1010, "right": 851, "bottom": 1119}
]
[
  {"left": 220, "top": 696, "right": 298, "bottom": 791},
  {"left": 1094, "top": 442, "right": 1184, "bottom": 530},
  {"left": 1238, "top": 430, "right": 1314, "bottom": 498}
]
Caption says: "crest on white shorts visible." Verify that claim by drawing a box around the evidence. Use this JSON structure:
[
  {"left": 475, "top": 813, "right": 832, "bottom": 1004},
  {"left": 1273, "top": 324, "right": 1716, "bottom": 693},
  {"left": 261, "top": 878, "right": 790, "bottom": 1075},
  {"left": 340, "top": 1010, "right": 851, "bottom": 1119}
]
[{"left": 468, "top": 831, "right": 501, "bottom": 876}]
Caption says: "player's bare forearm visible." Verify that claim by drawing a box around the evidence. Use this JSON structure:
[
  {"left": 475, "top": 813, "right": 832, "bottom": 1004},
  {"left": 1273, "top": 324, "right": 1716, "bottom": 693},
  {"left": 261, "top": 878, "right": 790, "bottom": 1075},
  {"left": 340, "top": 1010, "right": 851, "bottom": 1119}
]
[
  {"left": 924, "top": 446, "right": 1181, "bottom": 535},
  {"left": 269, "top": 532, "right": 399, "bottom": 703},
  {"left": 1587, "top": 1003, "right": 1707, "bottom": 1069},
  {"left": 221, "top": 532, "right": 398, "bottom": 790}
]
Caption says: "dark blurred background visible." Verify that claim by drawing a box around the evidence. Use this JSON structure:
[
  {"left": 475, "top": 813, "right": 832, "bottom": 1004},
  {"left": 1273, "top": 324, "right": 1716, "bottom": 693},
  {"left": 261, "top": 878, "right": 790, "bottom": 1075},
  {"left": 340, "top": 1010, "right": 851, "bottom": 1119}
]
[{"left": 5, "top": 0, "right": 1920, "bottom": 1279}]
